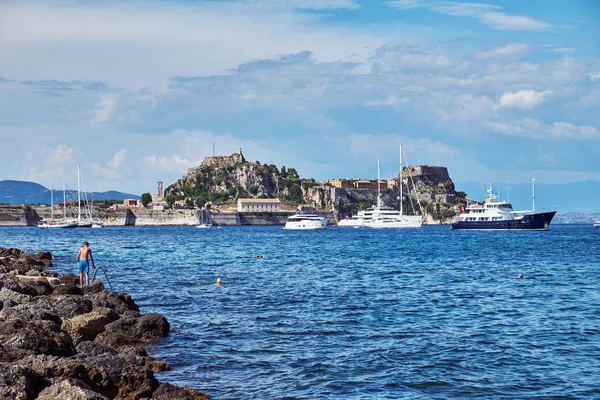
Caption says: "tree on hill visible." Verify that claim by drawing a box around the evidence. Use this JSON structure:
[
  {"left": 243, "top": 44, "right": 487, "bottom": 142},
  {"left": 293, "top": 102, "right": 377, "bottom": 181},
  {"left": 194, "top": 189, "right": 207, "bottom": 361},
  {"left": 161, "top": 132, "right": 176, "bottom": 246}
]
[{"left": 140, "top": 193, "right": 152, "bottom": 207}]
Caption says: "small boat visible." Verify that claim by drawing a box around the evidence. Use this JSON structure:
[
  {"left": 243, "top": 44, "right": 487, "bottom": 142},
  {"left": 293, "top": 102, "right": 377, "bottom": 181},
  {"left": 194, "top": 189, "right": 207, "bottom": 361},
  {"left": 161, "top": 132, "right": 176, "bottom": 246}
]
[
  {"left": 91, "top": 221, "right": 104, "bottom": 228},
  {"left": 284, "top": 212, "right": 328, "bottom": 230},
  {"left": 451, "top": 179, "right": 556, "bottom": 230},
  {"left": 594, "top": 221, "right": 600, "bottom": 228}
]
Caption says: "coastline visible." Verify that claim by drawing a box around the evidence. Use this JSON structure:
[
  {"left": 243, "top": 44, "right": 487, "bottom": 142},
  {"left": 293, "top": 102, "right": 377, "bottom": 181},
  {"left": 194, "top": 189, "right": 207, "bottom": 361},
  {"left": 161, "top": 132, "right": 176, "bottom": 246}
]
[{"left": 0, "top": 247, "right": 210, "bottom": 399}]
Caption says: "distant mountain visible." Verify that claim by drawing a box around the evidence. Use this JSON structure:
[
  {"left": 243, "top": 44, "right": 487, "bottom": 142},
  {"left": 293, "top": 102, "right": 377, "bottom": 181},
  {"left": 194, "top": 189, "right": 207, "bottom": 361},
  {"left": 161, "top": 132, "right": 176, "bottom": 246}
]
[
  {"left": 454, "top": 180, "right": 600, "bottom": 214},
  {"left": 0, "top": 180, "right": 140, "bottom": 205}
]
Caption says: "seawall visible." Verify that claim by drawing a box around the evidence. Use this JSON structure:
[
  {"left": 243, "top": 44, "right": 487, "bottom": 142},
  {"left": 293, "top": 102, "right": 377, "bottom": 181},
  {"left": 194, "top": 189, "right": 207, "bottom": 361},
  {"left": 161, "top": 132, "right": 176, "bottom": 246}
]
[{"left": 0, "top": 206, "right": 334, "bottom": 227}]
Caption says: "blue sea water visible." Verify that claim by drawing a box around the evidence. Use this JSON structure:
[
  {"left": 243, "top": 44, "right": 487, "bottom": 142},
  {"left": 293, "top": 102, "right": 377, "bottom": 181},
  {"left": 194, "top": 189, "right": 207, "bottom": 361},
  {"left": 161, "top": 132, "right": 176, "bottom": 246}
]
[{"left": 1, "top": 224, "right": 599, "bottom": 399}]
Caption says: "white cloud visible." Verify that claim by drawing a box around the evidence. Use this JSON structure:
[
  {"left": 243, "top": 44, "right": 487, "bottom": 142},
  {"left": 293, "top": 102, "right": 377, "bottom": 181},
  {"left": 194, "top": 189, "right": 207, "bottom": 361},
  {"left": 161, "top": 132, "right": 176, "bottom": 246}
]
[
  {"left": 107, "top": 149, "right": 127, "bottom": 169},
  {"left": 474, "top": 43, "right": 530, "bottom": 60},
  {"left": 498, "top": 89, "right": 551, "bottom": 110},
  {"left": 552, "top": 48, "right": 575, "bottom": 53},
  {"left": 589, "top": 72, "right": 600, "bottom": 82},
  {"left": 478, "top": 12, "right": 552, "bottom": 31},
  {"left": 485, "top": 118, "right": 598, "bottom": 139},
  {"left": 51, "top": 144, "right": 79, "bottom": 164},
  {"left": 91, "top": 94, "right": 119, "bottom": 126},
  {"left": 388, "top": 1, "right": 552, "bottom": 31}
]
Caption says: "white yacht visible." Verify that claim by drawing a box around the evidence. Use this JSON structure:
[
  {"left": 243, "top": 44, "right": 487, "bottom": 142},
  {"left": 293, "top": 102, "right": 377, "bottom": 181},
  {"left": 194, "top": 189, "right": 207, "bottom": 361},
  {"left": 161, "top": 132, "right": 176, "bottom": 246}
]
[
  {"left": 451, "top": 180, "right": 556, "bottom": 230},
  {"left": 366, "top": 145, "right": 424, "bottom": 229},
  {"left": 594, "top": 221, "right": 600, "bottom": 228},
  {"left": 38, "top": 184, "right": 77, "bottom": 229},
  {"left": 284, "top": 212, "right": 328, "bottom": 230}
]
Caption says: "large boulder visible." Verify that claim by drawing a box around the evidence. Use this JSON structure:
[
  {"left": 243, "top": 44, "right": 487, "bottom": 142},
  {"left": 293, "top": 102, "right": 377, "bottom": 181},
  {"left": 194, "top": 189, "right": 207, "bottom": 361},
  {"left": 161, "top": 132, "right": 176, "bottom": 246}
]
[
  {"left": 152, "top": 383, "right": 211, "bottom": 399},
  {"left": 0, "top": 362, "right": 47, "bottom": 400},
  {"left": 37, "top": 379, "right": 109, "bottom": 400},
  {"left": 47, "top": 295, "right": 93, "bottom": 319},
  {"left": 104, "top": 313, "right": 170, "bottom": 342},
  {"left": 90, "top": 291, "right": 139, "bottom": 314},
  {"left": 16, "top": 276, "right": 54, "bottom": 296},
  {"left": 0, "top": 287, "right": 32, "bottom": 304},
  {"left": 116, "top": 366, "right": 159, "bottom": 400},
  {"left": 62, "top": 309, "right": 117, "bottom": 341}
]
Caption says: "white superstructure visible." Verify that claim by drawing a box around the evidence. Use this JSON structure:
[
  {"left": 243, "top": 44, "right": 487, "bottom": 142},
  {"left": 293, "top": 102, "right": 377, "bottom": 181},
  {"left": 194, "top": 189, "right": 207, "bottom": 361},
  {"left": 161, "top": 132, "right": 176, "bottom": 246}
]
[{"left": 284, "top": 212, "right": 328, "bottom": 230}]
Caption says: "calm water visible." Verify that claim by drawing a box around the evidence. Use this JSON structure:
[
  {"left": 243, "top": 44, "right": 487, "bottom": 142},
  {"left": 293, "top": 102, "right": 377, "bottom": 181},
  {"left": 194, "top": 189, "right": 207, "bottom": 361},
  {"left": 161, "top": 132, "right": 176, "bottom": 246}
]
[{"left": 1, "top": 225, "right": 599, "bottom": 399}]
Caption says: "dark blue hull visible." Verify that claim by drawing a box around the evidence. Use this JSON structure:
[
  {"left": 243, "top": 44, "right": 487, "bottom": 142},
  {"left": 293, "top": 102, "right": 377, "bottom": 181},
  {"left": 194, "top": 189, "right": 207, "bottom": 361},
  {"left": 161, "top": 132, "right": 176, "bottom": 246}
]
[{"left": 451, "top": 211, "right": 556, "bottom": 230}]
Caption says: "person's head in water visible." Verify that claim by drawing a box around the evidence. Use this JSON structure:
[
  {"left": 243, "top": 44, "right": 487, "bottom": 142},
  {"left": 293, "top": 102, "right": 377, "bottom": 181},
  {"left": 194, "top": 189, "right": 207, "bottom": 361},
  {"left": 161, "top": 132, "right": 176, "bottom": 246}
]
[
  {"left": 215, "top": 278, "right": 222, "bottom": 285},
  {"left": 83, "top": 241, "right": 89, "bottom": 247},
  {"left": 518, "top": 274, "right": 524, "bottom": 279}
]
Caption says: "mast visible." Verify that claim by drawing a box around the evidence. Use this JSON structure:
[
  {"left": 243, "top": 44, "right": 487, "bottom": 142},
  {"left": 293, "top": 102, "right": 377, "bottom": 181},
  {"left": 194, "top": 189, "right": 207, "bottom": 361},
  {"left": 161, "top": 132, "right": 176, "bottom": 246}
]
[
  {"left": 377, "top": 159, "right": 381, "bottom": 209},
  {"left": 77, "top": 164, "right": 81, "bottom": 222},
  {"left": 51, "top": 189, "right": 54, "bottom": 220},
  {"left": 399, "top": 144, "right": 403, "bottom": 216},
  {"left": 63, "top": 181, "right": 66, "bottom": 219},
  {"left": 532, "top": 178, "right": 535, "bottom": 212}
]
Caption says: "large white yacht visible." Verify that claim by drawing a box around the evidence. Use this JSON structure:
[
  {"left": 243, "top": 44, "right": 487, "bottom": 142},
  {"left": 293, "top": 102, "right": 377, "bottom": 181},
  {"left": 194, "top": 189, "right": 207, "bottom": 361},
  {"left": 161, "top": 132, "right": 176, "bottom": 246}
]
[
  {"left": 284, "top": 212, "right": 328, "bottom": 230},
  {"left": 451, "top": 180, "right": 556, "bottom": 230}
]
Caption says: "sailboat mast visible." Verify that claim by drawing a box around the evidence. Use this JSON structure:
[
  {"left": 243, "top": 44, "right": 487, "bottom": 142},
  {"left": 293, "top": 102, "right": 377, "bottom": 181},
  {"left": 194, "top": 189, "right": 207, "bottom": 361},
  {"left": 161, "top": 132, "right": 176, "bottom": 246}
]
[
  {"left": 51, "top": 189, "right": 54, "bottom": 220},
  {"left": 377, "top": 159, "right": 381, "bottom": 209},
  {"left": 532, "top": 178, "right": 535, "bottom": 212},
  {"left": 77, "top": 164, "right": 81, "bottom": 222},
  {"left": 63, "top": 181, "right": 66, "bottom": 219},
  {"left": 399, "top": 144, "right": 403, "bottom": 216}
]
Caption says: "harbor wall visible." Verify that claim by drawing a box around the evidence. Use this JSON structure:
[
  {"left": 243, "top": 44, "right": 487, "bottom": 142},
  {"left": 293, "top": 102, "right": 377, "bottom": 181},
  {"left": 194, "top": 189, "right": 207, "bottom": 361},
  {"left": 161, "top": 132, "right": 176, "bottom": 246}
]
[{"left": 0, "top": 206, "right": 332, "bottom": 227}]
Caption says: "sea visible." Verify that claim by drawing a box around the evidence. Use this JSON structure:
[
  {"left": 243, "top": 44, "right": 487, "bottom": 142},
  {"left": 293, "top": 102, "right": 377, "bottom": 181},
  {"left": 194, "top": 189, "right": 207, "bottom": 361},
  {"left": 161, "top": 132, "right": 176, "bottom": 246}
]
[{"left": 1, "top": 224, "right": 599, "bottom": 399}]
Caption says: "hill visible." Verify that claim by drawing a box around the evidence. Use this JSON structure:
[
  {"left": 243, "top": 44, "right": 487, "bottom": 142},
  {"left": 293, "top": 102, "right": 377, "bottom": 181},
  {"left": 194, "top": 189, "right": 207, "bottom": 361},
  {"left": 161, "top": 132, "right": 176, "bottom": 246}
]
[{"left": 0, "top": 180, "right": 139, "bottom": 205}]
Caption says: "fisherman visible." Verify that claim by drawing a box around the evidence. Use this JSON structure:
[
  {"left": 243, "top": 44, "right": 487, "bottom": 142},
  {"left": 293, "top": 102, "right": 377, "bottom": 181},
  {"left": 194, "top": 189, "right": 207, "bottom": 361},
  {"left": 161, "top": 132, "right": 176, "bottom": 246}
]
[{"left": 76, "top": 241, "right": 96, "bottom": 287}]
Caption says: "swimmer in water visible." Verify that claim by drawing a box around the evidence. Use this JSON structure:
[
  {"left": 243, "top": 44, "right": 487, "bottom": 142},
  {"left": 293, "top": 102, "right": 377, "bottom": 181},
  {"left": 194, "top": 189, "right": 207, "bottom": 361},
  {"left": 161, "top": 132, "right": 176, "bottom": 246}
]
[
  {"left": 215, "top": 277, "right": 222, "bottom": 285},
  {"left": 518, "top": 274, "right": 524, "bottom": 279},
  {"left": 253, "top": 254, "right": 263, "bottom": 259}
]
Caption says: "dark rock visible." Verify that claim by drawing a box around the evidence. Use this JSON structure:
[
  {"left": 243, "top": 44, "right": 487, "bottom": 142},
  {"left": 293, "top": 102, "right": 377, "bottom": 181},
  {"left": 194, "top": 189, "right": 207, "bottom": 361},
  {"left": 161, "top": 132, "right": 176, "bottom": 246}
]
[
  {"left": 53, "top": 276, "right": 84, "bottom": 296},
  {"left": 0, "top": 313, "right": 75, "bottom": 357},
  {"left": 105, "top": 313, "right": 170, "bottom": 343},
  {"left": 0, "top": 362, "right": 47, "bottom": 400},
  {"left": 152, "top": 383, "right": 211, "bottom": 400},
  {"left": 0, "top": 287, "right": 32, "bottom": 304},
  {"left": 17, "top": 276, "right": 54, "bottom": 296},
  {"left": 76, "top": 341, "right": 118, "bottom": 357},
  {"left": 85, "top": 279, "right": 106, "bottom": 295},
  {"left": 0, "top": 343, "right": 34, "bottom": 362},
  {"left": 116, "top": 366, "right": 159, "bottom": 400},
  {"left": 46, "top": 295, "right": 93, "bottom": 319},
  {"left": 90, "top": 291, "right": 139, "bottom": 314},
  {"left": 0, "top": 273, "right": 25, "bottom": 293},
  {"left": 33, "top": 251, "right": 53, "bottom": 261}
]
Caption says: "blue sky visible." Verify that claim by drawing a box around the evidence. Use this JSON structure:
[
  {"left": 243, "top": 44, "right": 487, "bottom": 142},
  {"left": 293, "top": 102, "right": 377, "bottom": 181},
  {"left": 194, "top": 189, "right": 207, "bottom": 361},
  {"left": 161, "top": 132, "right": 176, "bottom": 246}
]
[{"left": 0, "top": 0, "right": 599, "bottom": 195}]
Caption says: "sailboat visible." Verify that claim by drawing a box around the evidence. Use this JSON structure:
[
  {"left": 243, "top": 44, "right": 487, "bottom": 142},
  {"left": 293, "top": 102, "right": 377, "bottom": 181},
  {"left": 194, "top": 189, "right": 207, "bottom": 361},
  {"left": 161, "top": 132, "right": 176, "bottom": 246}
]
[
  {"left": 196, "top": 208, "right": 212, "bottom": 228},
  {"left": 38, "top": 183, "right": 77, "bottom": 229},
  {"left": 76, "top": 164, "right": 104, "bottom": 228},
  {"left": 366, "top": 144, "right": 424, "bottom": 229}
]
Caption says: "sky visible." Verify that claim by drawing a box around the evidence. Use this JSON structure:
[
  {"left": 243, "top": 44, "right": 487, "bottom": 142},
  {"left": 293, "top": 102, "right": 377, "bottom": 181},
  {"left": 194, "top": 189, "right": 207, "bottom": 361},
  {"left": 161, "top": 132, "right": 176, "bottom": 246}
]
[{"left": 1, "top": 0, "right": 599, "bottom": 195}]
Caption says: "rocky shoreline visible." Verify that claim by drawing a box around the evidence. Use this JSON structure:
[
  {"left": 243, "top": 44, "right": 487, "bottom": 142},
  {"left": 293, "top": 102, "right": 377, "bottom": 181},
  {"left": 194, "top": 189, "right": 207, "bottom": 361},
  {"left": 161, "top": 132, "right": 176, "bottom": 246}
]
[{"left": 0, "top": 247, "right": 210, "bottom": 399}]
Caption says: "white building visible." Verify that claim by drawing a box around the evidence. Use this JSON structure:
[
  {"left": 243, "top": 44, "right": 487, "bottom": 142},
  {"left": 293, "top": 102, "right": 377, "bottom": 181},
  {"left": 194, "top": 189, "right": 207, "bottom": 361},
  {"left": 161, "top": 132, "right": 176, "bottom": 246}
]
[{"left": 237, "top": 198, "right": 281, "bottom": 212}]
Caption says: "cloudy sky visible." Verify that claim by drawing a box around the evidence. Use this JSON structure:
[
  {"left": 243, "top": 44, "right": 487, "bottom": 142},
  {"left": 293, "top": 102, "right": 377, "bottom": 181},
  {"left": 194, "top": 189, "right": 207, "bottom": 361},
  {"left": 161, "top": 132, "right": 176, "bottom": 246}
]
[{"left": 1, "top": 0, "right": 599, "bottom": 194}]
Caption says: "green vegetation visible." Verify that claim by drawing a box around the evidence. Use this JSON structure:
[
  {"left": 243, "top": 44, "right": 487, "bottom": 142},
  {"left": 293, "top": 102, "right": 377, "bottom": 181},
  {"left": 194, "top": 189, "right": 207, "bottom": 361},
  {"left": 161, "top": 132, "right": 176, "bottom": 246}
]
[{"left": 140, "top": 193, "right": 152, "bottom": 207}]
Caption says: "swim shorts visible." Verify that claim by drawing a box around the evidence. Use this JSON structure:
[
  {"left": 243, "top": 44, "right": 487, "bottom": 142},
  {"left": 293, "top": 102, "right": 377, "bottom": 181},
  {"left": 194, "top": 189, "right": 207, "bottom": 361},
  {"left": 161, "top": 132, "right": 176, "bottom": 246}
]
[{"left": 78, "top": 260, "right": 89, "bottom": 273}]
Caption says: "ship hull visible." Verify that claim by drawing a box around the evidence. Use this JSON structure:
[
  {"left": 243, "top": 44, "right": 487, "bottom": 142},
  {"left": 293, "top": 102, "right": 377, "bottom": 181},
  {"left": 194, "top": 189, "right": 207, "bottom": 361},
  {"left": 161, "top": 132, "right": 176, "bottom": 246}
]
[{"left": 451, "top": 211, "right": 556, "bottom": 230}]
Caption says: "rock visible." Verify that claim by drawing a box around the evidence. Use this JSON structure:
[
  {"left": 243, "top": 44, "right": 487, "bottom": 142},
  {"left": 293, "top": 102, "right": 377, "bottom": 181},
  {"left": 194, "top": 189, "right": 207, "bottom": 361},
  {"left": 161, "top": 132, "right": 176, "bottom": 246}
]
[
  {"left": 0, "top": 287, "right": 32, "bottom": 304},
  {"left": 85, "top": 279, "right": 106, "bottom": 295},
  {"left": 33, "top": 251, "right": 53, "bottom": 261},
  {"left": 0, "top": 362, "right": 47, "bottom": 400},
  {"left": 152, "top": 383, "right": 211, "bottom": 400},
  {"left": 0, "top": 306, "right": 75, "bottom": 357},
  {"left": 48, "top": 295, "right": 93, "bottom": 319},
  {"left": 0, "top": 343, "right": 34, "bottom": 362},
  {"left": 62, "top": 311, "right": 112, "bottom": 341},
  {"left": 53, "top": 276, "right": 84, "bottom": 296},
  {"left": 105, "top": 313, "right": 170, "bottom": 343},
  {"left": 116, "top": 366, "right": 159, "bottom": 400},
  {"left": 37, "top": 379, "right": 109, "bottom": 400},
  {"left": 90, "top": 291, "right": 139, "bottom": 314},
  {"left": 76, "top": 341, "right": 118, "bottom": 357},
  {"left": 16, "top": 276, "right": 54, "bottom": 296},
  {"left": 0, "top": 273, "right": 25, "bottom": 293}
]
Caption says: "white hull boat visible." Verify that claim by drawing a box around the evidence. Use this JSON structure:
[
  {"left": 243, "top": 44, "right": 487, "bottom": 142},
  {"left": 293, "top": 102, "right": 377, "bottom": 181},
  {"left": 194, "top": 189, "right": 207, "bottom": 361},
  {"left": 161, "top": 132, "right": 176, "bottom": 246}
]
[{"left": 284, "top": 213, "right": 328, "bottom": 230}]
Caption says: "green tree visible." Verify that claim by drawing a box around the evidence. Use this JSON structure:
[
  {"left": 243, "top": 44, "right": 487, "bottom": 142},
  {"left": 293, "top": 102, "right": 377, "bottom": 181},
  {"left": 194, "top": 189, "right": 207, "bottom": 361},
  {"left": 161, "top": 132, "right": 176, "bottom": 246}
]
[
  {"left": 140, "top": 193, "right": 152, "bottom": 207},
  {"left": 164, "top": 194, "right": 175, "bottom": 208}
]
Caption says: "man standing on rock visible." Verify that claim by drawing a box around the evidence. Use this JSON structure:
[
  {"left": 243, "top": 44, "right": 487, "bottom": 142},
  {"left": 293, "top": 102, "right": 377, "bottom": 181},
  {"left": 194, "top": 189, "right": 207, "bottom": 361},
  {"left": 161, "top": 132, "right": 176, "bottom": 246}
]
[{"left": 76, "top": 241, "right": 96, "bottom": 287}]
